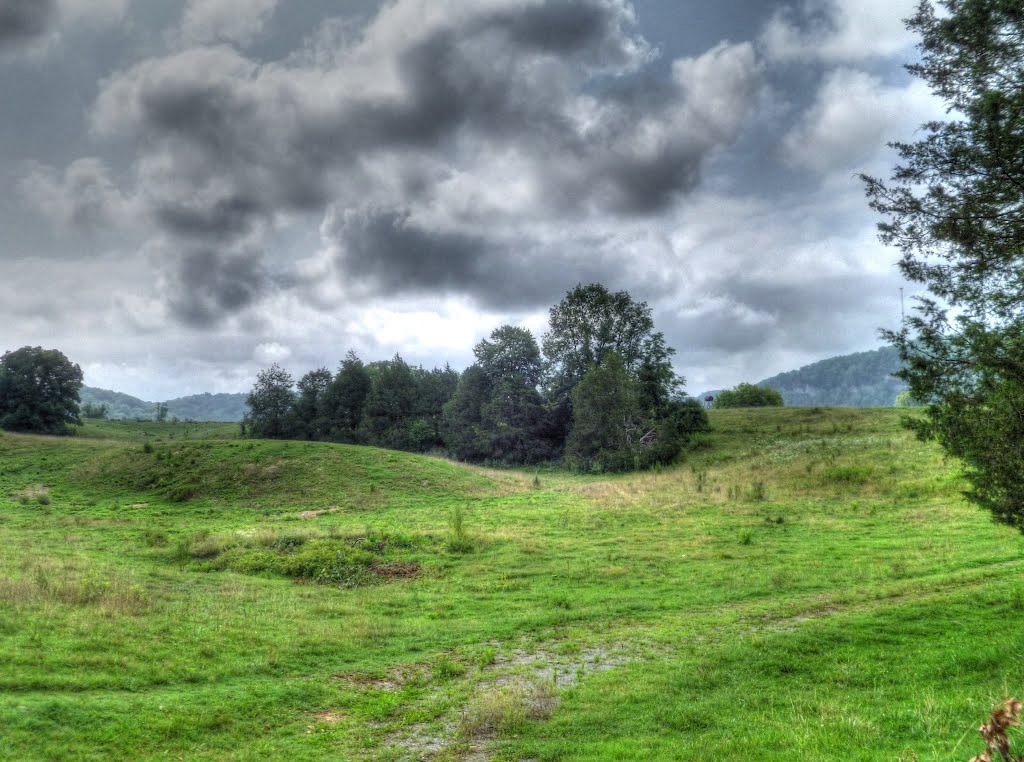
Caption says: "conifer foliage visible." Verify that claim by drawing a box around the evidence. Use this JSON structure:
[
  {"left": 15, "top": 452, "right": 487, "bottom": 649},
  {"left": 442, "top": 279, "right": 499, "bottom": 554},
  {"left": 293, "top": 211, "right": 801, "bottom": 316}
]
[{"left": 864, "top": 0, "right": 1024, "bottom": 531}]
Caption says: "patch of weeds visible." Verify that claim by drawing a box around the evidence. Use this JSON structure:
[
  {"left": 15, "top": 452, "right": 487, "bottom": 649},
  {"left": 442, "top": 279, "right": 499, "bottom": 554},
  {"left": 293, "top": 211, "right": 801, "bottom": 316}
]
[
  {"left": 551, "top": 594, "right": 572, "bottom": 610},
  {"left": 12, "top": 484, "right": 50, "bottom": 505},
  {"left": 747, "top": 481, "right": 767, "bottom": 502},
  {"left": 458, "top": 678, "right": 558, "bottom": 739},
  {"left": 447, "top": 506, "right": 475, "bottom": 554},
  {"left": 142, "top": 529, "right": 169, "bottom": 547},
  {"left": 431, "top": 654, "right": 466, "bottom": 680},
  {"left": 694, "top": 468, "right": 708, "bottom": 493},
  {"left": 1, "top": 563, "right": 149, "bottom": 615},
  {"left": 476, "top": 645, "right": 498, "bottom": 668},
  {"left": 824, "top": 464, "right": 874, "bottom": 484},
  {"left": 175, "top": 528, "right": 427, "bottom": 588},
  {"left": 739, "top": 528, "right": 754, "bottom": 546}
]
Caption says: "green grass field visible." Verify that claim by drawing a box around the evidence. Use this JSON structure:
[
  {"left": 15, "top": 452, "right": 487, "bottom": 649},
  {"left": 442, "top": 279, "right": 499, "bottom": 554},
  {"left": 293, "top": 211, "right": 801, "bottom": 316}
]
[{"left": 1, "top": 408, "right": 1022, "bottom": 760}]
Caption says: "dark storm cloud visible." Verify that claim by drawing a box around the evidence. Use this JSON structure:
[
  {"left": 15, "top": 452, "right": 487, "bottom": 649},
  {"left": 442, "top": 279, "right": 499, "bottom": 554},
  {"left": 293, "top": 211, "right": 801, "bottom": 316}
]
[
  {"left": 326, "top": 205, "right": 676, "bottom": 310},
  {"left": 166, "top": 246, "right": 269, "bottom": 328},
  {"left": 0, "top": 0, "right": 56, "bottom": 47},
  {"left": 71, "top": 0, "right": 758, "bottom": 324}
]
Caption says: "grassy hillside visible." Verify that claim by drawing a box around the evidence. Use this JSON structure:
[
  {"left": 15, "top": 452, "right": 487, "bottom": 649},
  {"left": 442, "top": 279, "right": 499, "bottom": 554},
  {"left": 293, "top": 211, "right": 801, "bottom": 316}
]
[{"left": 0, "top": 409, "right": 1022, "bottom": 760}]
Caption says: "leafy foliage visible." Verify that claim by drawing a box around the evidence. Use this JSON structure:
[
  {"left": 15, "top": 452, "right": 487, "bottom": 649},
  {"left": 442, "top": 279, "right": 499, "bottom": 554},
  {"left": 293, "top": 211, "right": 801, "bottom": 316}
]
[
  {"left": 0, "top": 346, "right": 83, "bottom": 435},
  {"left": 542, "top": 283, "right": 679, "bottom": 406},
  {"left": 863, "top": 0, "right": 1024, "bottom": 531},
  {"left": 243, "top": 364, "right": 298, "bottom": 439}
]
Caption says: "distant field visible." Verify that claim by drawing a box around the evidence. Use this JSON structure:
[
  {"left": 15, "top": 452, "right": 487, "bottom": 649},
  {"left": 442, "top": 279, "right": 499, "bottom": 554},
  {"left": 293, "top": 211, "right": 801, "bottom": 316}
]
[{"left": 0, "top": 408, "right": 1021, "bottom": 760}]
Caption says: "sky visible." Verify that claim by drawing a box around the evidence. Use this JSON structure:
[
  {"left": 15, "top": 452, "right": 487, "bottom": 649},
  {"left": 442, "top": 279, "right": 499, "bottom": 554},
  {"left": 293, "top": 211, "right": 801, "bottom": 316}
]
[{"left": 0, "top": 0, "right": 943, "bottom": 400}]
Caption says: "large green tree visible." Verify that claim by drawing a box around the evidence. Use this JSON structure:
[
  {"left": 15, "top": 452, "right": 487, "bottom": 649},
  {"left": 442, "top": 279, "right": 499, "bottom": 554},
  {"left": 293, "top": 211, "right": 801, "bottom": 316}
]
[
  {"left": 0, "top": 346, "right": 83, "bottom": 435},
  {"left": 243, "top": 364, "right": 297, "bottom": 439},
  {"left": 443, "top": 327, "right": 556, "bottom": 464},
  {"left": 864, "top": 0, "right": 1024, "bottom": 530},
  {"left": 321, "top": 351, "right": 372, "bottom": 444},
  {"left": 542, "top": 284, "right": 678, "bottom": 403}
]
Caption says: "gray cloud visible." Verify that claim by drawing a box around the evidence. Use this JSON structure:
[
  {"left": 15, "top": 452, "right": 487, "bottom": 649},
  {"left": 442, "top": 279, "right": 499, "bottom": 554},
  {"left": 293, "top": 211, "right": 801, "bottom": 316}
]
[
  {"left": 61, "top": 0, "right": 759, "bottom": 324},
  {"left": 18, "top": 158, "right": 133, "bottom": 231},
  {"left": 0, "top": 0, "right": 56, "bottom": 47},
  {"left": 164, "top": 245, "right": 269, "bottom": 327}
]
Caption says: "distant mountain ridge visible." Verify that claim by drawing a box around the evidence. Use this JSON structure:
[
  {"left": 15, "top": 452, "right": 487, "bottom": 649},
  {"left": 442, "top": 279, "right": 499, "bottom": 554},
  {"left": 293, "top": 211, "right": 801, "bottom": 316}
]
[
  {"left": 698, "top": 347, "right": 907, "bottom": 407},
  {"left": 758, "top": 346, "right": 906, "bottom": 407},
  {"left": 80, "top": 387, "right": 248, "bottom": 422}
]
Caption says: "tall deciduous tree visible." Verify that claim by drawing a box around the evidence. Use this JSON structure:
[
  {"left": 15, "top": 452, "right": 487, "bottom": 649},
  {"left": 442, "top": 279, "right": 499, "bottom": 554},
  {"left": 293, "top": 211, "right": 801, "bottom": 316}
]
[
  {"left": 0, "top": 346, "right": 83, "bottom": 435},
  {"left": 863, "top": 0, "right": 1024, "bottom": 530},
  {"left": 243, "top": 364, "right": 297, "bottom": 439},
  {"left": 542, "top": 284, "right": 679, "bottom": 409}
]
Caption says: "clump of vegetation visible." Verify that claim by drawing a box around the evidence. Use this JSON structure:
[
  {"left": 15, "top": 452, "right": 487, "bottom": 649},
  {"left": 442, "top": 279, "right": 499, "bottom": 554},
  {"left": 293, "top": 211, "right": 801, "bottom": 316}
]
[
  {"left": 713, "top": 383, "right": 784, "bottom": 409},
  {"left": 447, "top": 506, "right": 475, "bottom": 554},
  {"left": 242, "top": 283, "right": 707, "bottom": 473},
  {"left": 458, "top": 678, "right": 558, "bottom": 739},
  {"left": 174, "top": 528, "right": 424, "bottom": 587}
]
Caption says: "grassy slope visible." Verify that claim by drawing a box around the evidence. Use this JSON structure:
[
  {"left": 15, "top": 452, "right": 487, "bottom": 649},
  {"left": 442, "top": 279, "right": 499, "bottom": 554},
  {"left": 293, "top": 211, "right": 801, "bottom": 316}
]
[{"left": 0, "top": 410, "right": 1021, "bottom": 761}]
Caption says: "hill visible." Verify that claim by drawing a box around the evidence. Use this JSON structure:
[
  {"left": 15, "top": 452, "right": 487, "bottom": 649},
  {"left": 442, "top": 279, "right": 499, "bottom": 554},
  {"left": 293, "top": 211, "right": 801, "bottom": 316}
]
[
  {"left": 758, "top": 346, "right": 907, "bottom": 406},
  {"left": 80, "top": 386, "right": 248, "bottom": 422},
  {"left": 702, "top": 346, "right": 908, "bottom": 407},
  {"left": 1, "top": 409, "right": 1021, "bottom": 760}
]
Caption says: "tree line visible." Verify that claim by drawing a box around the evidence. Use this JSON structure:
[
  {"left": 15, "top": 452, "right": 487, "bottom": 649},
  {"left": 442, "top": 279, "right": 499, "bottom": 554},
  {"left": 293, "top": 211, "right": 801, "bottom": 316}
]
[{"left": 243, "top": 284, "right": 708, "bottom": 471}]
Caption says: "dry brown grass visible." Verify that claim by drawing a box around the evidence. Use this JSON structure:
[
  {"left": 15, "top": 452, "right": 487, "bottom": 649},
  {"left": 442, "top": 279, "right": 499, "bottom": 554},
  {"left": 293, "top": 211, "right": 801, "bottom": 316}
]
[{"left": 0, "top": 559, "right": 150, "bottom": 616}]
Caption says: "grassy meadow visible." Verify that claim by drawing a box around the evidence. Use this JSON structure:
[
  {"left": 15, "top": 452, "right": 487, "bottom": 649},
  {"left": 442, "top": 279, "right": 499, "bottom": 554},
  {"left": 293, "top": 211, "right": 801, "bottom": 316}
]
[{"left": 1, "top": 407, "right": 1022, "bottom": 760}]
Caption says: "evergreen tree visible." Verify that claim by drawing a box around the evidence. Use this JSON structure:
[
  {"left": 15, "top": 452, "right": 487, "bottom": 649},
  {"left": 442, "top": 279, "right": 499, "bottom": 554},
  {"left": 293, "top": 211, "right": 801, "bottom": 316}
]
[
  {"left": 322, "top": 351, "right": 371, "bottom": 444},
  {"left": 565, "top": 352, "right": 642, "bottom": 472},
  {"left": 359, "top": 355, "right": 418, "bottom": 450},
  {"left": 295, "top": 367, "right": 333, "bottom": 439},
  {"left": 441, "top": 365, "right": 495, "bottom": 462},
  {"left": 863, "top": 0, "right": 1024, "bottom": 530}
]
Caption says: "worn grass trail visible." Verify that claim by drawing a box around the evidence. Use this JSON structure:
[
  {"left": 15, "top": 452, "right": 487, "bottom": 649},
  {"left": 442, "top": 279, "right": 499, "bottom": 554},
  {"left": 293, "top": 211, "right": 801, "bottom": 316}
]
[{"left": 0, "top": 408, "right": 1021, "bottom": 760}]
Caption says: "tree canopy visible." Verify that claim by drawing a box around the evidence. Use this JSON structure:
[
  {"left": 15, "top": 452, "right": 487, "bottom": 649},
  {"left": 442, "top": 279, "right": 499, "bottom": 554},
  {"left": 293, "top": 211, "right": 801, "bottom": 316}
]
[
  {"left": 542, "top": 283, "right": 678, "bottom": 404},
  {"left": 864, "top": 0, "right": 1024, "bottom": 530},
  {"left": 0, "top": 346, "right": 83, "bottom": 435},
  {"left": 241, "top": 284, "right": 703, "bottom": 472}
]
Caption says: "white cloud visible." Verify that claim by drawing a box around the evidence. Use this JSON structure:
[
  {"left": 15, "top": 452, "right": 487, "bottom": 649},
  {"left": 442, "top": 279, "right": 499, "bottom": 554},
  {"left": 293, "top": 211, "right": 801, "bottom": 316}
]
[
  {"left": 782, "top": 68, "right": 943, "bottom": 173},
  {"left": 761, "top": 0, "right": 918, "bottom": 63}
]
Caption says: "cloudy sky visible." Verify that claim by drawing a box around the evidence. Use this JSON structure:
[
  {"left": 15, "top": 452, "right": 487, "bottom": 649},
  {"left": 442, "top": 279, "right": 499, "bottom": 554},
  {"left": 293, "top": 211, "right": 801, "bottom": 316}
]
[{"left": 0, "top": 0, "right": 941, "bottom": 400}]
